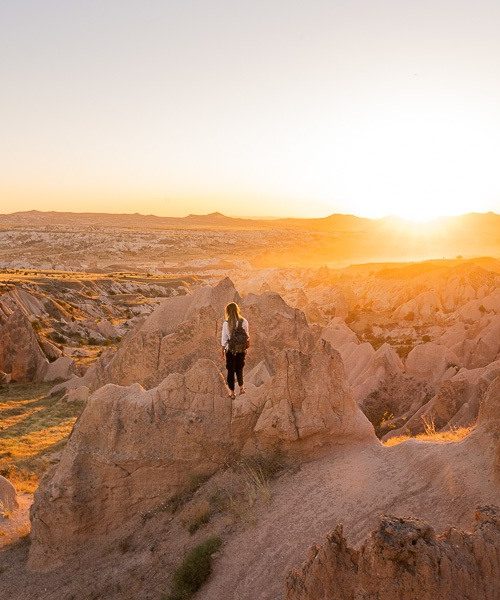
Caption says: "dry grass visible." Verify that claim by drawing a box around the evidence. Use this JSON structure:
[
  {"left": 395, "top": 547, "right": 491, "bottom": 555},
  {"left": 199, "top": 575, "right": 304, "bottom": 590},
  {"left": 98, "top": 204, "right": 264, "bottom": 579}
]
[
  {"left": 0, "top": 382, "right": 84, "bottom": 493},
  {"left": 384, "top": 426, "right": 473, "bottom": 446},
  {"left": 240, "top": 464, "right": 272, "bottom": 506},
  {"left": 179, "top": 499, "right": 213, "bottom": 534},
  {"left": 422, "top": 415, "right": 437, "bottom": 436},
  {"left": 209, "top": 455, "right": 289, "bottom": 524}
]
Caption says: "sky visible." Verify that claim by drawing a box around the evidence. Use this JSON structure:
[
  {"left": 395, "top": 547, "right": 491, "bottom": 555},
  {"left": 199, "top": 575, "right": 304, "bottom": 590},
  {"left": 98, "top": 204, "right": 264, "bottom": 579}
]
[{"left": 1, "top": 0, "right": 500, "bottom": 220}]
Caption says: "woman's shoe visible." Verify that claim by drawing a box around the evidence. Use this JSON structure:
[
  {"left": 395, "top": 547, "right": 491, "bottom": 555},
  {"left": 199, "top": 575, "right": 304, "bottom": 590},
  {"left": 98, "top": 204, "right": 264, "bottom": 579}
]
[
  {"left": 239, "top": 386, "right": 246, "bottom": 395},
  {"left": 229, "top": 390, "right": 236, "bottom": 399}
]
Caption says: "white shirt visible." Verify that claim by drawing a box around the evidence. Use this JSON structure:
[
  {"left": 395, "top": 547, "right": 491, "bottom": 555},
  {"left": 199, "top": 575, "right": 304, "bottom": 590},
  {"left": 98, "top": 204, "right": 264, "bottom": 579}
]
[{"left": 221, "top": 318, "right": 249, "bottom": 349}]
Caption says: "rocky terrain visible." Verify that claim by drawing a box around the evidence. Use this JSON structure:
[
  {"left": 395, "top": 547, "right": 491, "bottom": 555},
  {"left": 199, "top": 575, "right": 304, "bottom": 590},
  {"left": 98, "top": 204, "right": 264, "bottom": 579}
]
[
  {"left": 1, "top": 210, "right": 499, "bottom": 271},
  {"left": 286, "top": 506, "right": 500, "bottom": 600},
  {"left": 0, "top": 270, "right": 198, "bottom": 382},
  {"left": 0, "top": 211, "right": 499, "bottom": 599},
  {"left": 5, "top": 256, "right": 496, "bottom": 442}
]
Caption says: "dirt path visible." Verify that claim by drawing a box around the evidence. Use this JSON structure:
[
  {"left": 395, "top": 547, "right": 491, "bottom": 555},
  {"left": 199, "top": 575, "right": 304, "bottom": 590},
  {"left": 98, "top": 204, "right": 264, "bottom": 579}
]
[{"left": 199, "top": 434, "right": 498, "bottom": 600}]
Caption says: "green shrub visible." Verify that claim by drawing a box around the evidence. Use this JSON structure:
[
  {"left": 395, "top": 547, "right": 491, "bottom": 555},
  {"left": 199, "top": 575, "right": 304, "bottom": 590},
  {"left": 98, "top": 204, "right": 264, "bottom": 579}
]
[{"left": 166, "top": 537, "right": 222, "bottom": 600}]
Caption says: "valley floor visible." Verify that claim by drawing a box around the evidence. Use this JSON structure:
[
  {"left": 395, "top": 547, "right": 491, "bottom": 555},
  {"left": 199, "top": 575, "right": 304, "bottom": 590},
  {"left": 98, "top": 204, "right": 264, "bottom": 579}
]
[{"left": 0, "top": 428, "right": 496, "bottom": 600}]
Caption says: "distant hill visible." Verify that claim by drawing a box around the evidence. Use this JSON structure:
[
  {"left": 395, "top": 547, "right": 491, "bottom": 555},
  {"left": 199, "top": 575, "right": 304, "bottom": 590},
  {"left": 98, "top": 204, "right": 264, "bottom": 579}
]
[
  {"left": 1, "top": 209, "right": 498, "bottom": 237},
  {"left": 0, "top": 210, "right": 247, "bottom": 230},
  {"left": 0, "top": 209, "right": 375, "bottom": 231},
  {"left": 0, "top": 209, "right": 498, "bottom": 266}
]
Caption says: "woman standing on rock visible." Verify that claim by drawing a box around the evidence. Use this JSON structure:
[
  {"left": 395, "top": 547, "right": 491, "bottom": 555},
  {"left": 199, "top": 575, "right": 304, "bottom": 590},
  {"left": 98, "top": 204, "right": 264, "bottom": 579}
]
[{"left": 221, "top": 302, "right": 249, "bottom": 399}]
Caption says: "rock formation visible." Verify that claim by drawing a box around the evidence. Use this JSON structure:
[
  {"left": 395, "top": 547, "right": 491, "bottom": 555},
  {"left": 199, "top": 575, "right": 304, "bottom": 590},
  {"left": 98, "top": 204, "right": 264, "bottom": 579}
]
[
  {"left": 471, "top": 374, "right": 500, "bottom": 479},
  {"left": 285, "top": 506, "right": 500, "bottom": 600},
  {"left": 251, "top": 341, "right": 374, "bottom": 455},
  {"left": 0, "top": 475, "right": 18, "bottom": 514},
  {"left": 75, "top": 280, "right": 317, "bottom": 393},
  {"left": 29, "top": 333, "right": 375, "bottom": 569},
  {"left": 29, "top": 358, "right": 234, "bottom": 568},
  {"left": 79, "top": 277, "right": 240, "bottom": 390},
  {"left": 0, "top": 310, "right": 49, "bottom": 382},
  {"left": 321, "top": 318, "right": 404, "bottom": 403},
  {"left": 405, "top": 341, "right": 461, "bottom": 384},
  {"left": 43, "top": 356, "right": 76, "bottom": 382},
  {"left": 384, "top": 361, "right": 500, "bottom": 439}
]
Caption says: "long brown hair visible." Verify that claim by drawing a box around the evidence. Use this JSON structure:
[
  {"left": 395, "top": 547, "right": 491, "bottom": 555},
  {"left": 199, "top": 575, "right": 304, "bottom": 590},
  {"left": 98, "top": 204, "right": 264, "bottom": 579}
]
[{"left": 225, "top": 302, "right": 242, "bottom": 333}]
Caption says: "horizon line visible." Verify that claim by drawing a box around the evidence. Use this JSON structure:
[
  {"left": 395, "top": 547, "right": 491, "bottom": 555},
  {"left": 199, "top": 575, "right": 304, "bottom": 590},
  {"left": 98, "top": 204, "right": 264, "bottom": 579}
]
[{"left": 1, "top": 208, "right": 499, "bottom": 223}]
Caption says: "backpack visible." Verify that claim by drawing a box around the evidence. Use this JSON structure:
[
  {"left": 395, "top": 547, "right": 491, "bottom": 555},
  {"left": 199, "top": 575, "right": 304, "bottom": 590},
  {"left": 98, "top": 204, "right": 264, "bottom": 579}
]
[{"left": 227, "top": 319, "right": 249, "bottom": 354}]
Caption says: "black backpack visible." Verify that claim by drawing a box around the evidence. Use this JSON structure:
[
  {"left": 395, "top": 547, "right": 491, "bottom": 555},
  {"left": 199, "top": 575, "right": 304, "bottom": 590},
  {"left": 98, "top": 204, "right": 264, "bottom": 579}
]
[{"left": 227, "top": 319, "right": 249, "bottom": 354}]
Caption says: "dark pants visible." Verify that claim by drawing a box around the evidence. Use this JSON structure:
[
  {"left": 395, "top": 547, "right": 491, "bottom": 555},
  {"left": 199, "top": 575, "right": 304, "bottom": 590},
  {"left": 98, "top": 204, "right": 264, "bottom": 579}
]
[{"left": 225, "top": 351, "right": 245, "bottom": 391}]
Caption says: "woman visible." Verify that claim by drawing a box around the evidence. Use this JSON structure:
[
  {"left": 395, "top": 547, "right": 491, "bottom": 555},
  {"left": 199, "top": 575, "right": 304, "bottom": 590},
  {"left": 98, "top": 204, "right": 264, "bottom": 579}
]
[{"left": 221, "top": 302, "right": 249, "bottom": 399}]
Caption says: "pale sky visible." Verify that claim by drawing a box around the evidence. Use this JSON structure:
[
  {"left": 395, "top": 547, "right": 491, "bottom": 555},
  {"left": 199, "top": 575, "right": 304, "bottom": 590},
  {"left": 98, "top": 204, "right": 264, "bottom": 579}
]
[{"left": 1, "top": 0, "right": 500, "bottom": 219}]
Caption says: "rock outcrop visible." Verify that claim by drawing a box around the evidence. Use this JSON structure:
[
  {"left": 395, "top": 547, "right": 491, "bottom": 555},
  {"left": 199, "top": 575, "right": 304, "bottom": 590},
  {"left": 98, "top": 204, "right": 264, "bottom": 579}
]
[
  {"left": 405, "top": 341, "right": 461, "bottom": 384},
  {"left": 43, "top": 356, "right": 76, "bottom": 382},
  {"left": 29, "top": 359, "right": 233, "bottom": 568},
  {"left": 384, "top": 362, "right": 500, "bottom": 440},
  {"left": 77, "top": 280, "right": 317, "bottom": 394},
  {"left": 454, "top": 314, "right": 500, "bottom": 369},
  {"left": 29, "top": 334, "right": 375, "bottom": 569},
  {"left": 286, "top": 506, "right": 500, "bottom": 600},
  {"left": 393, "top": 289, "right": 444, "bottom": 321},
  {"left": 80, "top": 278, "right": 240, "bottom": 390},
  {"left": 0, "top": 475, "right": 18, "bottom": 514},
  {"left": 321, "top": 319, "right": 404, "bottom": 403},
  {"left": 470, "top": 374, "right": 500, "bottom": 479},
  {"left": 0, "top": 310, "right": 48, "bottom": 382},
  {"left": 251, "top": 341, "right": 374, "bottom": 454}
]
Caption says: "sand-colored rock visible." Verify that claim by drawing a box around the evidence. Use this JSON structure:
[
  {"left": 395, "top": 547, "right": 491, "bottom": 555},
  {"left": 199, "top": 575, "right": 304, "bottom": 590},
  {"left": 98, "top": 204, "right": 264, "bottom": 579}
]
[
  {"left": 94, "top": 319, "right": 120, "bottom": 339},
  {"left": 405, "top": 342, "right": 461, "bottom": 384},
  {"left": 29, "top": 358, "right": 233, "bottom": 568},
  {"left": 81, "top": 277, "right": 240, "bottom": 390},
  {"left": 384, "top": 363, "right": 500, "bottom": 439},
  {"left": 29, "top": 338, "right": 374, "bottom": 569},
  {"left": 472, "top": 375, "right": 500, "bottom": 479},
  {"left": 453, "top": 314, "right": 500, "bottom": 369},
  {"left": 361, "top": 373, "right": 433, "bottom": 436},
  {"left": 252, "top": 341, "right": 374, "bottom": 454},
  {"left": 38, "top": 337, "right": 62, "bottom": 361},
  {"left": 0, "top": 475, "right": 18, "bottom": 514},
  {"left": 321, "top": 320, "right": 404, "bottom": 404},
  {"left": 321, "top": 317, "right": 358, "bottom": 348},
  {"left": 78, "top": 280, "right": 317, "bottom": 394},
  {"left": 393, "top": 290, "right": 444, "bottom": 321},
  {"left": 285, "top": 506, "right": 500, "bottom": 600},
  {"left": 245, "top": 360, "right": 272, "bottom": 387},
  {"left": 0, "top": 310, "right": 49, "bottom": 382},
  {"left": 43, "top": 356, "right": 76, "bottom": 382},
  {"left": 61, "top": 386, "right": 90, "bottom": 403},
  {"left": 198, "top": 374, "right": 500, "bottom": 600},
  {"left": 351, "top": 343, "right": 404, "bottom": 402}
]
